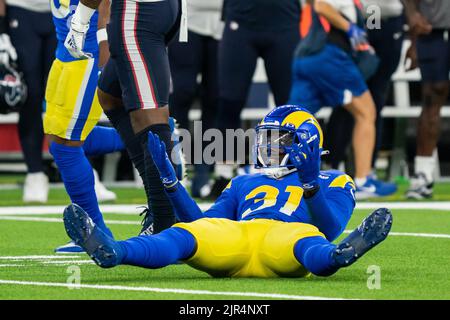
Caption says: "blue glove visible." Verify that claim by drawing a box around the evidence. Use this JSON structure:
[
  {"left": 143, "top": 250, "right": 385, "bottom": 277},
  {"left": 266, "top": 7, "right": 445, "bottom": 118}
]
[
  {"left": 347, "top": 23, "right": 368, "bottom": 50},
  {"left": 288, "top": 134, "right": 321, "bottom": 190},
  {"left": 147, "top": 132, "right": 178, "bottom": 189}
]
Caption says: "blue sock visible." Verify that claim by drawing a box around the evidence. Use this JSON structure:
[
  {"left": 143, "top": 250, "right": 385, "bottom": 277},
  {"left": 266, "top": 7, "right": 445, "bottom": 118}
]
[
  {"left": 294, "top": 236, "right": 338, "bottom": 276},
  {"left": 117, "top": 227, "right": 196, "bottom": 268},
  {"left": 83, "top": 126, "right": 125, "bottom": 156},
  {"left": 49, "top": 142, "right": 113, "bottom": 237}
]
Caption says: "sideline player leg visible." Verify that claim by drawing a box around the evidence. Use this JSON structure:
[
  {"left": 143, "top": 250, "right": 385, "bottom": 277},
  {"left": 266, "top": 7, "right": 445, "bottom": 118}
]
[
  {"left": 66, "top": 0, "right": 182, "bottom": 233},
  {"left": 46, "top": 0, "right": 124, "bottom": 252}
]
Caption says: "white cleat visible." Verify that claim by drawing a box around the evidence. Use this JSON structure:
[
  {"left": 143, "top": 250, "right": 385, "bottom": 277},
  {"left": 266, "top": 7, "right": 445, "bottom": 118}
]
[
  {"left": 23, "top": 172, "right": 49, "bottom": 203},
  {"left": 93, "top": 170, "right": 117, "bottom": 202}
]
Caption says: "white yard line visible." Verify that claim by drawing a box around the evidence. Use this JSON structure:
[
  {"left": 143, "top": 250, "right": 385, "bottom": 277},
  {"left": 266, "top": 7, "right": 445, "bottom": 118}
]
[
  {"left": 0, "top": 279, "right": 351, "bottom": 300},
  {"left": 0, "top": 255, "right": 81, "bottom": 260},
  {"left": 40, "top": 260, "right": 95, "bottom": 265},
  {"left": 1, "top": 202, "right": 450, "bottom": 216},
  {"left": 342, "top": 230, "right": 450, "bottom": 239},
  {"left": 0, "top": 216, "right": 138, "bottom": 225}
]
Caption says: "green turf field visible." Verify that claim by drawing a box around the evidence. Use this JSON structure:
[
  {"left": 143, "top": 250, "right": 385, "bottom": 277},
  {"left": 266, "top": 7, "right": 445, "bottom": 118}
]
[{"left": 0, "top": 184, "right": 450, "bottom": 300}]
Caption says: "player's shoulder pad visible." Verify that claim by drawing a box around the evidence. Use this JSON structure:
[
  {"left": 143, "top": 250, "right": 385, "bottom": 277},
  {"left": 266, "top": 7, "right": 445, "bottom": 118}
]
[{"left": 319, "top": 170, "right": 356, "bottom": 190}]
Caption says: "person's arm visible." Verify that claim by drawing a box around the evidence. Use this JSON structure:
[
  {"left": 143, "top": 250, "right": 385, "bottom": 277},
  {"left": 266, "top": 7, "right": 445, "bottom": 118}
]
[
  {"left": 304, "top": 180, "right": 355, "bottom": 241},
  {"left": 164, "top": 182, "right": 205, "bottom": 222},
  {"left": 0, "top": 0, "right": 5, "bottom": 16},
  {"left": 203, "top": 180, "right": 238, "bottom": 220},
  {"left": 0, "top": 0, "right": 17, "bottom": 66},
  {"left": 147, "top": 132, "right": 204, "bottom": 222},
  {"left": 64, "top": 0, "right": 101, "bottom": 59},
  {"left": 402, "top": 0, "right": 432, "bottom": 36},
  {"left": 97, "top": 0, "right": 110, "bottom": 68},
  {"left": 314, "top": 0, "right": 367, "bottom": 50},
  {"left": 402, "top": 0, "right": 432, "bottom": 71},
  {"left": 287, "top": 132, "right": 354, "bottom": 241},
  {"left": 314, "top": 0, "right": 350, "bottom": 32},
  {"left": 148, "top": 132, "right": 238, "bottom": 222}
]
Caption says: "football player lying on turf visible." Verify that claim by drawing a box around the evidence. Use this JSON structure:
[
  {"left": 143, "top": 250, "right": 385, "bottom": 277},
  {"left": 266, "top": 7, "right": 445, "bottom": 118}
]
[{"left": 63, "top": 105, "right": 392, "bottom": 278}]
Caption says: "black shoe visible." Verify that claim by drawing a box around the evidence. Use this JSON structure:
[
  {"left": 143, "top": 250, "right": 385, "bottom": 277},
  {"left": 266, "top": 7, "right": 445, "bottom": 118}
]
[
  {"left": 406, "top": 173, "right": 434, "bottom": 200},
  {"left": 139, "top": 206, "right": 154, "bottom": 236},
  {"left": 332, "top": 208, "right": 393, "bottom": 268}
]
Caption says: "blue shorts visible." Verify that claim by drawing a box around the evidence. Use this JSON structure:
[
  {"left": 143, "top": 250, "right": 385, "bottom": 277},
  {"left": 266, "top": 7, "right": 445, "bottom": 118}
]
[
  {"left": 98, "top": 0, "right": 180, "bottom": 111},
  {"left": 289, "top": 44, "right": 368, "bottom": 114},
  {"left": 417, "top": 30, "right": 450, "bottom": 83}
]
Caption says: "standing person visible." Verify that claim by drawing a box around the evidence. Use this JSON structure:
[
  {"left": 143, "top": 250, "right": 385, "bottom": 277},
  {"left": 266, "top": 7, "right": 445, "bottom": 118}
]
[
  {"left": 64, "top": 0, "right": 185, "bottom": 233},
  {"left": 0, "top": 0, "right": 56, "bottom": 203},
  {"left": 213, "top": 0, "right": 301, "bottom": 191},
  {"left": 403, "top": 0, "right": 450, "bottom": 199},
  {"left": 324, "top": 0, "right": 405, "bottom": 173},
  {"left": 46, "top": 0, "right": 128, "bottom": 253},
  {"left": 289, "top": 0, "right": 397, "bottom": 199},
  {"left": 168, "top": 0, "right": 223, "bottom": 198}
]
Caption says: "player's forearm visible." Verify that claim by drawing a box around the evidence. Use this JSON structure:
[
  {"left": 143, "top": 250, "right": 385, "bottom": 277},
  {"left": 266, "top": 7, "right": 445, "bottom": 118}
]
[
  {"left": 304, "top": 188, "right": 348, "bottom": 241},
  {"left": 74, "top": 0, "right": 100, "bottom": 26},
  {"left": 402, "top": 0, "right": 420, "bottom": 20},
  {"left": 0, "top": 0, "right": 6, "bottom": 33},
  {"left": 97, "top": 0, "right": 110, "bottom": 68},
  {"left": 165, "top": 182, "right": 204, "bottom": 222},
  {"left": 0, "top": 0, "right": 5, "bottom": 17},
  {"left": 314, "top": 0, "right": 351, "bottom": 32},
  {"left": 80, "top": 0, "right": 102, "bottom": 9}
]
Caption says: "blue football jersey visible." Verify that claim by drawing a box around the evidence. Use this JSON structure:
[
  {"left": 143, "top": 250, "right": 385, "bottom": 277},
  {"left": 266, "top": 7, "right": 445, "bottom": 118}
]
[
  {"left": 50, "top": 0, "right": 99, "bottom": 62},
  {"left": 204, "top": 170, "right": 356, "bottom": 224}
]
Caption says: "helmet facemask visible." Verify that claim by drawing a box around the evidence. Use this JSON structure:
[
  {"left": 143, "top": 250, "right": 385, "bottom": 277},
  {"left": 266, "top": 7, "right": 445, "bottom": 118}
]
[{"left": 255, "top": 127, "right": 295, "bottom": 169}]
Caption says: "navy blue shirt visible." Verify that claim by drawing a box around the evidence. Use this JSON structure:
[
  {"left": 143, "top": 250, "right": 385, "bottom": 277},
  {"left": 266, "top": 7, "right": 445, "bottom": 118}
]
[{"left": 223, "top": 0, "right": 301, "bottom": 31}]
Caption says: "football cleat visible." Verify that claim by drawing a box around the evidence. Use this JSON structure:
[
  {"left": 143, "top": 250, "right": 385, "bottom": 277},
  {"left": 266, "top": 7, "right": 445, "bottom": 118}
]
[
  {"left": 54, "top": 241, "right": 84, "bottom": 254},
  {"left": 331, "top": 208, "right": 393, "bottom": 268},
  {"left": 63, "top": 203, "right": 123, "bottom": 268},
  {"left": 406, "top": 173, "right": 433, "bottom": 200},
  {"left": 355, "top": 177, "right": 397, "bottom": 200},
  {"left": 139, "top": 206, "right": 154, "bottom": 236}
]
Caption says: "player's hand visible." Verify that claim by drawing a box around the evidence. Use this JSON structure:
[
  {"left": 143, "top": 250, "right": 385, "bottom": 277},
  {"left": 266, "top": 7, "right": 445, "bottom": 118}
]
[
  {"left": 408, "top": 12, "right": 432, "bottom": 36},
  {"left": 64, "top": 19, "right": 92, "bottom": 59},
  {"left": 288, "top": 134, "right": 321, "bottom": 190},
  {"left": 347, "top": 23, "right": 368, "bottom": 51},
  {"left": 0, "top": 33, "right": 17, "bottom": 66},
  {"left": 405, "top": 42, "right": 418, "bottom": 71},
  {"left": 148, "top": 132, "right": 178, "bottom": 189}
]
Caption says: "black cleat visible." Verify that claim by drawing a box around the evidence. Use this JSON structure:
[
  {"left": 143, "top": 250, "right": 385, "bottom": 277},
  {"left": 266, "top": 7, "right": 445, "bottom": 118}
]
[
  {"left": 332, "top": 208, "right": 393, "bottom": 268},
  {"left": 63, "top": 204, "right": 123, "bottom": 268},
  {"left": 139, "top": 206, "right": 154, "bottom": 236}
]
